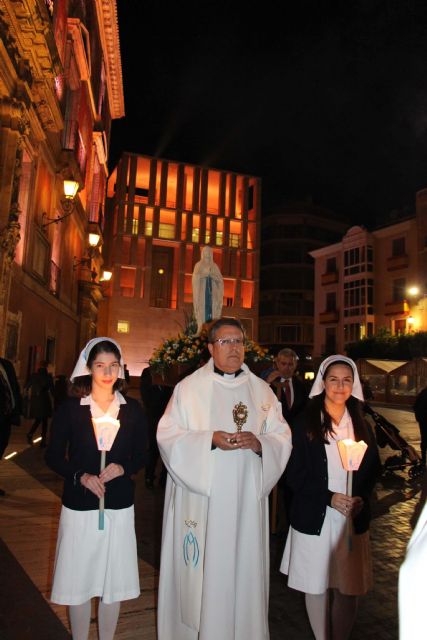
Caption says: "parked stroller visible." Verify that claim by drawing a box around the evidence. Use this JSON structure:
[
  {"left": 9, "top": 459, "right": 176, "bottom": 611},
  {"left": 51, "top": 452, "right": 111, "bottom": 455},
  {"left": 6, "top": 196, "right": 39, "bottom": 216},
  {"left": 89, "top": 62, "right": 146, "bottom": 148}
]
[{"left": 364, "top": 404, "right": 425, "bottom": 479}]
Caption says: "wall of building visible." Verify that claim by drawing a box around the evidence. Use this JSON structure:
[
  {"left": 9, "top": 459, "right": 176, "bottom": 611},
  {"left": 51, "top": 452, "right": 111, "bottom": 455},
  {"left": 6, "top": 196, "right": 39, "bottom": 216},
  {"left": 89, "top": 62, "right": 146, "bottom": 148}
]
[
  {"left": 311, "top": 206, "right": 427, "bottom": 358},
  {"left": 259, "top": 203, "right": 348, "bottom": 357},
  {"left": 0, "top": 0, "right": 124, "bottom": 383},
  {"left": 102, "top": 153, "right": 261, "bottom": 374}
]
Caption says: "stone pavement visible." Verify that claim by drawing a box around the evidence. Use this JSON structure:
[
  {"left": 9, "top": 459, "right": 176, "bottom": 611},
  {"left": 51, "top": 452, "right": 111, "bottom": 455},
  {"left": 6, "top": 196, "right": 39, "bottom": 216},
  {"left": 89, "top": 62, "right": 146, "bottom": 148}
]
[{"left": 0, "top": 405, "right": 424, "bottom": 639}]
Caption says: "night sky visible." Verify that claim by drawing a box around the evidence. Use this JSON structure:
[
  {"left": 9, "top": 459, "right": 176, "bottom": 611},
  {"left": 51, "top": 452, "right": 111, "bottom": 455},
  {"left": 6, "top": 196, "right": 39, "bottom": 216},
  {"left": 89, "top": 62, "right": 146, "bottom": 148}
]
[{"left": 110, "top": 0, "right": 427, "bottom": 227}]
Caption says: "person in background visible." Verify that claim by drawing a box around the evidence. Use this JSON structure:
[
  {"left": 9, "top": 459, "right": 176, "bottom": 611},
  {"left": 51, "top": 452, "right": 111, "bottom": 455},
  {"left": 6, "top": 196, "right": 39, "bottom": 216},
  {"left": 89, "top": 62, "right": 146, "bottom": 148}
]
[
  {"left": 53, "top": 374, "right": 68, "bottom": 410},
  {"left": 26, "top": 360, "right": 54, "bottom": 447},
  {"left": 123, "top": 364, "right": 130, "bottom": 384},
  {"left": 262, "top": 348, "right": 308, "bottom": 427},
  {"left": 281, "top": 355, "right": 380, "bottom": 640},
  {"left": 262, "top": 348, "right": 308, "bottom": 530},
  {"left": 139, "top": 367, "right": 172, "bottom": 489},
  {"left": 46, "top": 337, "right": 147, "bottom": 640},
  {"left": 0, "top": 356, "right": 22, "bottom": 496},
  {"left": 414, "top": 386, "right": 427, "bottom": 466}
]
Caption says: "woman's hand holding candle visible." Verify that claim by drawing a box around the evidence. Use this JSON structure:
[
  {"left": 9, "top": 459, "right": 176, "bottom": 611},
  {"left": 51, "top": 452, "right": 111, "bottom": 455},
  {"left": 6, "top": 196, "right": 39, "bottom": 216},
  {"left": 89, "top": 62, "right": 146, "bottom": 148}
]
[
  {"left": 80, "top": 473, "right": 105, "bottom": 498},
  {"left": 99, "top": 463, "right": 124, "bottom": 483}
]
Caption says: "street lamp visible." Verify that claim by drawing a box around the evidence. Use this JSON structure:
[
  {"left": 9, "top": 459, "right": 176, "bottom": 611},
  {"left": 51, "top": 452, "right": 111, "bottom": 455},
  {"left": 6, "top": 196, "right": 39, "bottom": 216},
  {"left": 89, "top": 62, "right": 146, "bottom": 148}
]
[
  {"left": 42, "top": 178, "right": 80, "bottom": 227},
  {"left": 73, "top": 232, "right": 101, "bottom": 273}
]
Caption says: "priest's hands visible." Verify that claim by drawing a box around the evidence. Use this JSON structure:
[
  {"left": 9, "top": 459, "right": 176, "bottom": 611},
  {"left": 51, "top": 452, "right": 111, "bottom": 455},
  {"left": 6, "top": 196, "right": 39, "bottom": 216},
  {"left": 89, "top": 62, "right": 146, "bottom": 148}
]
[
  {"left": 212, "top": 431, "right": 262, "bottom": 454},
  {"left": 80, "top": 464, "right": 124, "bottom": 498}
]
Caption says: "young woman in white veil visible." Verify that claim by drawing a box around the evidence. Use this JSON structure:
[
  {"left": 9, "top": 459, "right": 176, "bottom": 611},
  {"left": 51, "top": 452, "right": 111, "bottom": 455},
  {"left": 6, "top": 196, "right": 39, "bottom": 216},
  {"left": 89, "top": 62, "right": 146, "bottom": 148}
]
[
  {"left": 46, "top": 338, "right": 147, "bottom": 640},
  {"left": 281, "top": 355, "right": 380, "bottom": 640}
]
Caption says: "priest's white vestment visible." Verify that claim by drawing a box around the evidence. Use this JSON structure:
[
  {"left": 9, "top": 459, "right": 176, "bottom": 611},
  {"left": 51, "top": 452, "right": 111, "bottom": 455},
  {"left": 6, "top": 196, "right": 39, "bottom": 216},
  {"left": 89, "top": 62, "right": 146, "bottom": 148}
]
[{"left": 157, "top": 359, "right": 292, "bottom": 640}]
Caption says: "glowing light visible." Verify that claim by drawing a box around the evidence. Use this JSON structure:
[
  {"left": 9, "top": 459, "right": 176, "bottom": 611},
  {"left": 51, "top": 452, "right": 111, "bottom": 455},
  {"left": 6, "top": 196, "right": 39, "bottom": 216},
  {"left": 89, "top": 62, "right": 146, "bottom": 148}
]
[
  {"left": 4, "top": 451, "right": 17, "bottom": 460},
  {"left": 33, "top": 437, "right": 42, "bottom": 443},
  {"left": 101, "top": 270, "right": 113, "bottom": 282},
  {"left": 88, "top": 233, "right": 100, "bottom": 247},
  {"left": 408, "top": 286, "right": 420, "bottom": 297}
]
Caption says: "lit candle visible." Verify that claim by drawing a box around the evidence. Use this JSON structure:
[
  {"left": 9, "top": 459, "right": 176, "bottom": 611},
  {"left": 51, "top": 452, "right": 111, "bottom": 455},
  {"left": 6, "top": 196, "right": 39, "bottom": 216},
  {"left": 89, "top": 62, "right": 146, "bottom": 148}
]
[{"left": 337, "top": 438, "right": 368, "bottom": 550}]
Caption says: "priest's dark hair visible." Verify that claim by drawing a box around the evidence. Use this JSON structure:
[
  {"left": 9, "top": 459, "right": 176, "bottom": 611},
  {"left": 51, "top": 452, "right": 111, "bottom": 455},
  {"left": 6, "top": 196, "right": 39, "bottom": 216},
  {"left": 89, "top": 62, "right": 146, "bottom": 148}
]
[
  {"left": 208, "top": 318, "right": 245, "bottom": 343},
  {"left": 70, "top": 339, "right": 127, "bottom": 398}
]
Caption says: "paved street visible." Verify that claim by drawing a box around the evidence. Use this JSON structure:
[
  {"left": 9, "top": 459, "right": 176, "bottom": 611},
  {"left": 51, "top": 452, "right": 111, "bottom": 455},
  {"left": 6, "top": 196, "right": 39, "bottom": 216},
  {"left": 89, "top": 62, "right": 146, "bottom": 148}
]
[{"left": 0, "top": 402, "right": 424, "bottom": 639}]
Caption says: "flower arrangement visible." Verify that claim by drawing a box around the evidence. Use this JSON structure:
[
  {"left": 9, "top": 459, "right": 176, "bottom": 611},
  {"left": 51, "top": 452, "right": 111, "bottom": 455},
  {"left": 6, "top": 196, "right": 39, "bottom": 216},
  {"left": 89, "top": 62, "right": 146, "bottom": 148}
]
[{"left": 149, "top": 317, "right": 273, "bottom": 380}]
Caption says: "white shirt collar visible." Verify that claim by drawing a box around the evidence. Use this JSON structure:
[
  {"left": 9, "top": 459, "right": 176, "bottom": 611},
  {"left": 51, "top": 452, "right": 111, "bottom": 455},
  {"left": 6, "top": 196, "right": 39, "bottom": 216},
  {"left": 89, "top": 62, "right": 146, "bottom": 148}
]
[{"left": 80, "top": 390, "right": 127, "bottom": 406}]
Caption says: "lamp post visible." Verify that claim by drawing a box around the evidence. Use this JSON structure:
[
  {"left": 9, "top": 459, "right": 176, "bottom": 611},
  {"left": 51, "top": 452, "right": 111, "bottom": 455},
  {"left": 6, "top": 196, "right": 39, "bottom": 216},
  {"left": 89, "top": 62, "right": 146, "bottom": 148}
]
[{"left": 42, "top": 178, "right": 80, "bottom": 227}]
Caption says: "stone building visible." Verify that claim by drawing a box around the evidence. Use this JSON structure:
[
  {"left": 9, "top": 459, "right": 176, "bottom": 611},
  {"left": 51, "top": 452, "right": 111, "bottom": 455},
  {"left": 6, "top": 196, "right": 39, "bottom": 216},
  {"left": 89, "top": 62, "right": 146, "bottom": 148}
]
[
  {"left": 310, "top": 191, "right": 427, "bottom": 357},
  {"left": 0, "top": 0, "right": 124, "bottom": 381},
  {"left": 100, "top": 152, "right": 261, "bottom": 374}
]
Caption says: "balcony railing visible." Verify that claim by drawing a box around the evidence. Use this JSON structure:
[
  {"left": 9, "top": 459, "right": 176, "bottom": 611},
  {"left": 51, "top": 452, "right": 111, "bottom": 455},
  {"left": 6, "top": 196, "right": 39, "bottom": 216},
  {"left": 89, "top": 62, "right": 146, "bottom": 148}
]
[
  {"left": 319, "top": 309, "right": 339, "bottom": 323},
  {"left": 385, "top": 300, "right": 409, "bottom": 315},
  {"left": 321, "top": 270, "right": 339, "bottom": 285},
  {"left": 387, "top": 254, "right": 409, "bottom": 271}
]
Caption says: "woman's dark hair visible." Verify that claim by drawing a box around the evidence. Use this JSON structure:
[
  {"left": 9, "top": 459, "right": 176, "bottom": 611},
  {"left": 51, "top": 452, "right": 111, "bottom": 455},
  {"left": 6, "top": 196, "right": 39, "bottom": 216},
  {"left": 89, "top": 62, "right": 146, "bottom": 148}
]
[
  {"left": 305, "top": 361, "right": 369, "bottom": 443},
  {"left": 70, "top": 340, "right": 127, "bottom": 398}
]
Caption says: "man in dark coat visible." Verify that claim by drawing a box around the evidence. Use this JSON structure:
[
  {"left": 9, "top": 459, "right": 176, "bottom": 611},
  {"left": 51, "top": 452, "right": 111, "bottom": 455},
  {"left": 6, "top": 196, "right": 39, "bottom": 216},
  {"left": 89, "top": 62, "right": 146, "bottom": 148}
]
[
  {"left": 26, "top": 360, "right": 54, "bottom": 447},
  {"left": 414, "top": 387, "right": 427, "bottom": 465},
  {"left": 0, "top": 357, "right": 22, "bottom": 495},
  {"left": 140, "top": 367, "right": 172, "bottom": 488},
  {"left": 261, "top": 347, "right": 308, "bottom": 531},
  {"left": 261, "top": 348, "right": 308, "bottom": 428}
]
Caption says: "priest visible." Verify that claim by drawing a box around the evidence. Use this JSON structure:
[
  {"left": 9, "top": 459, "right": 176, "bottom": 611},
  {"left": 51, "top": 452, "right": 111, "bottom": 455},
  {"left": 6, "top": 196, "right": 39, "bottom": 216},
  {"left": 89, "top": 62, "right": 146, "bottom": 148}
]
[{"left": 157, "top": 317, "right": 292, "bottom": 640}]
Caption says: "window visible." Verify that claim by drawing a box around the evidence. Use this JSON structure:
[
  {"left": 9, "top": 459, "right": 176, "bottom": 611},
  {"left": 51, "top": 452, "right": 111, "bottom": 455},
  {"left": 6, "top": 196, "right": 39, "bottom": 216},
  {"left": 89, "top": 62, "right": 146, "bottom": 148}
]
[
  {"left": 344, "top": 323, "right": 361, "bottom": 344},
  {"left": 117, "top": 321, "right": 130, "bottom": 333},
  {"left": 326, "top": 257, "right": 337, "bottom": 273},
  {"left": 344, "top": 279, "right": 374, "bottom": 316},
  {"left": 277, "top": 324, "right": 301, "bottom": 343},
  {"left": 45, "top": 337, "right": 56, "bottom": 364},
  {"left": 159, "top": 223, "right": 175, "bottom": 239},
  {"left": 392, "top": 237, "right": 406, "bottom": 257},
  {"left": 393, "top": 278, "right": 406, "bottom": 302},
  {"left": 326, "top": 292, "right": 336, "bottom": 311},
  {"left": 394, "top": 319, "right": 406, "bottom": 335},
  {"left": 120, "top": 267, "right": 136, "bottom": 297},
  {"left": 31, "top": 229, "right": 50, "bottom": 282},
  {"left": 150, "top": 246, "right": 174, "bottom": 308},
  {"left": 344, "top": 245, "right": 373, "bottom": 275},
  {"left": 324, "top": 328, "right": 336, "bottom": 354}
]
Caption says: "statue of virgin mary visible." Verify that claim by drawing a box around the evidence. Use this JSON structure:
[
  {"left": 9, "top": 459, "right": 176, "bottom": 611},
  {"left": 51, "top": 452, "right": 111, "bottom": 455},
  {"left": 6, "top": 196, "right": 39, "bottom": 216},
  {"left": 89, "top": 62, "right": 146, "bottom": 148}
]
[{"left": 192, "top": 246, "right": 224, "bottom": 333}]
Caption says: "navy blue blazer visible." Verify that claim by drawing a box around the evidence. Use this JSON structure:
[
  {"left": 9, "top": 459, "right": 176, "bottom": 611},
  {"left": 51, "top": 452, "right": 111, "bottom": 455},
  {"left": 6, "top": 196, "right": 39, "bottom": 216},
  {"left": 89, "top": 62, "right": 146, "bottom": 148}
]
[
  {"left": 286, "top": 411, "right": 381, "bottom": 535},
  {"left": 46, "top": 396, "right": 148, "bottom": 510}
]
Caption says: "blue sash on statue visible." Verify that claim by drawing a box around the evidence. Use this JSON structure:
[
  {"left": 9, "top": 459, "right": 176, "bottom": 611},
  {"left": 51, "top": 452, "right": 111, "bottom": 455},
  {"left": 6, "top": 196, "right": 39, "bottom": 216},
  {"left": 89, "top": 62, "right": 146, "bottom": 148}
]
[{"left": 205, "top": 275, "right": 213, "bottom": 322}]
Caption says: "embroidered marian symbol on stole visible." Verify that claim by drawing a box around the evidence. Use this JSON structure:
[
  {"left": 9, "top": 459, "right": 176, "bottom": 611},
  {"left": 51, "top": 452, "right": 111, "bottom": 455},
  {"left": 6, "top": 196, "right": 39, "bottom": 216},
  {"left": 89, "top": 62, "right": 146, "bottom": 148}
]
[{"left": 183, "top": 519, "right": 200, "bottom": 567}]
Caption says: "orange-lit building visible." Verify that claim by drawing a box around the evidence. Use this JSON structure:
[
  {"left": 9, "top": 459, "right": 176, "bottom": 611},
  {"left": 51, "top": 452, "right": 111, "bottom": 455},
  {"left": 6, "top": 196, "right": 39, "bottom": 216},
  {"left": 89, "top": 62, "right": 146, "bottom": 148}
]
[
  {"left": 310, "top": 191, "right": 427, "bottom": 357},
  {"left": 0, "top": 0, "right": 124, "bottom": 382},
  {"left": 100, "top": 153, "right": 261, "bottom": 373}
]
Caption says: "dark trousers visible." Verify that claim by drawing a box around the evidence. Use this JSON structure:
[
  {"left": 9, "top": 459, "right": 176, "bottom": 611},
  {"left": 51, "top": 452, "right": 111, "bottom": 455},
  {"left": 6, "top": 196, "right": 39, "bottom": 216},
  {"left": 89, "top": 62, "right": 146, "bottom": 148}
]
[
  {"left": 28, "top": 417, "right": 49, "bottom": 444},
  {"left": 0, "top": 420, "right": 12, "bottom": 459}
]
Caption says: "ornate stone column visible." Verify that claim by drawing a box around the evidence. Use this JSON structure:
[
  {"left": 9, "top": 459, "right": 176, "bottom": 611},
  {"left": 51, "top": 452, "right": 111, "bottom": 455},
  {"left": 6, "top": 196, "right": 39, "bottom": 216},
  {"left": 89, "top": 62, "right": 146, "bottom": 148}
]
[{"left": 0, "top": 97, "right": 29, "bottom": 354}]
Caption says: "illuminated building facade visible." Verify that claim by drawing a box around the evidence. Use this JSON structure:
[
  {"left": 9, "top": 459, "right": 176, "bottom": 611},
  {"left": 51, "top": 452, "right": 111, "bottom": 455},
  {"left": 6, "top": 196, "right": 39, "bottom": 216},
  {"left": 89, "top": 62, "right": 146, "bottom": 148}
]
[
  {"left": 101, "top": 153, "right": 261, "bottom": 373},
  {"left": 0, "top": 0, "right": 124, "bottom": 381},
  {"left": 310, "top": 191, "right": 427, "bottom": 356}
]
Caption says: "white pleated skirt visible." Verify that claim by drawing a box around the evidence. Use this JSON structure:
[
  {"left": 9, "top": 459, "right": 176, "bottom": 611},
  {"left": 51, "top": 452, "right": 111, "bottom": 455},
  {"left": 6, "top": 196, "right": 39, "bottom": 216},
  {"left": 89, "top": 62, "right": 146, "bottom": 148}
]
[
  {"left": 281, "top": 506, "right": 373, "bottom": 596},
  {"left": 51, "top": 505, "right": 140, "bottom": 605}
]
